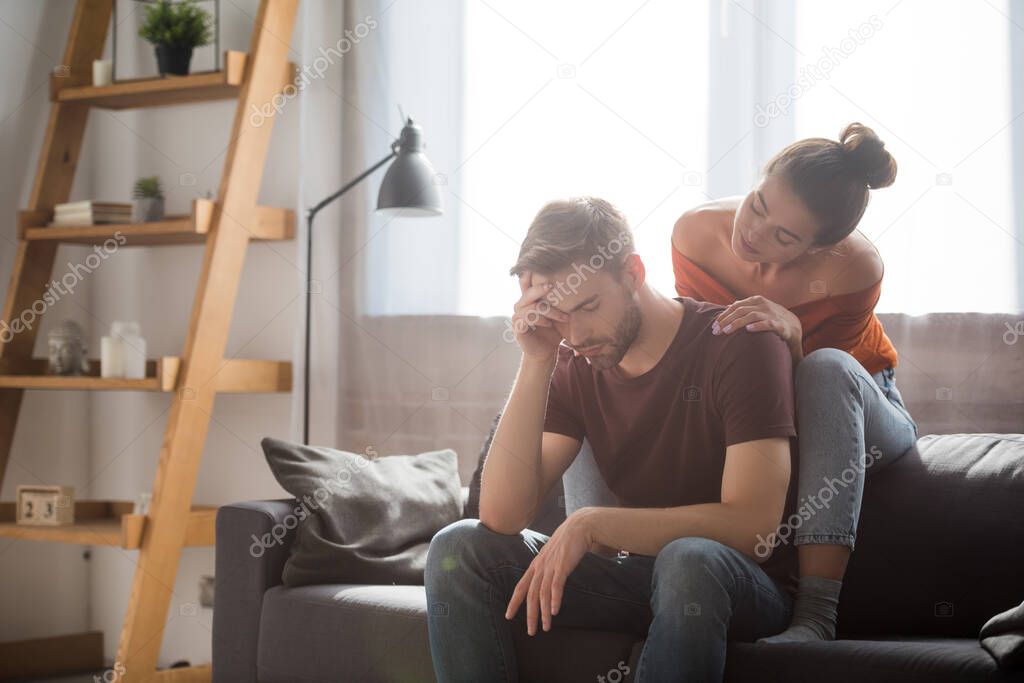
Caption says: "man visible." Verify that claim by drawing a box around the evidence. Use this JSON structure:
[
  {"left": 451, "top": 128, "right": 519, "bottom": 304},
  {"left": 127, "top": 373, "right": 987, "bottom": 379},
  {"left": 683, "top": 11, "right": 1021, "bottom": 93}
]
[{"left": 425, "top": 197, "right": 797, "bottom": 682}]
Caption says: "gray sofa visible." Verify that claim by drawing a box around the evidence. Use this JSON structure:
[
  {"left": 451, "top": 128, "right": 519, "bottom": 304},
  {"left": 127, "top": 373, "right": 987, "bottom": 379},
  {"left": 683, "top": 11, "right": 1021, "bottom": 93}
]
[{"left": 213, "top": 313, "right": 1024, "bottom": 682}]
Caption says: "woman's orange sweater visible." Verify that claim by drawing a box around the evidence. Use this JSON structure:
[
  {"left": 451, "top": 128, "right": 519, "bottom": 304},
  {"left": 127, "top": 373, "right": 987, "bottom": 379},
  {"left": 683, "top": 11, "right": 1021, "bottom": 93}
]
[{"left": 671, "top": 243, "right": 898, "bottom": 374}]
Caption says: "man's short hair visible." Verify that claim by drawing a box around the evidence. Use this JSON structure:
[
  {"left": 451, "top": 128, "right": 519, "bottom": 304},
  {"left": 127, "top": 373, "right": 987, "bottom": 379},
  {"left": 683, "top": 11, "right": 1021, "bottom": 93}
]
[{"left": 509, "top": 197, "right": 635, "bottom": 278}]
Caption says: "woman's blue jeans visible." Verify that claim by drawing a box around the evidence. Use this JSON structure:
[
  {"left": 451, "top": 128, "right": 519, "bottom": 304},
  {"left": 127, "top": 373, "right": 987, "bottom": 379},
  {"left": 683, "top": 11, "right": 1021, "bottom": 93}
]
[
  {"left": 787, "top": 347, "right": 919, "bottom": 551},
  {"left": 425, "top": 522, "right": 792, "bottom": 682}
]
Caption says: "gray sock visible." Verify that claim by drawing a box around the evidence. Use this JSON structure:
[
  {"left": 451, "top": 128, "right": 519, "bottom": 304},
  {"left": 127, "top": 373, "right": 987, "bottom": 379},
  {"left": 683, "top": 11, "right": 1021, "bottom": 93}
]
[{"left": 758, "top": 576, "right": 842, "bottom": 644}]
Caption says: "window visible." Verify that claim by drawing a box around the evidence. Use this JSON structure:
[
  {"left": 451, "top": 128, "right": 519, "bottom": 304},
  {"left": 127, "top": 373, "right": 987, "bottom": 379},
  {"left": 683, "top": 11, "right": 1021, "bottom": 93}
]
[
  {"left": 367, "top": 0, "right": 1020, "bottom": 316},
  {"left": 456, "top": 0, "right": 710, "bottom": 316}
]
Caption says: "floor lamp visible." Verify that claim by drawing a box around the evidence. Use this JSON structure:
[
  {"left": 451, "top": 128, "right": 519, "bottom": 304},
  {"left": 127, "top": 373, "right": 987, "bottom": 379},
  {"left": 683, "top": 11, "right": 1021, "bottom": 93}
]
[{"left": 303, "top": 118, "right": 442, "bottom": 444}]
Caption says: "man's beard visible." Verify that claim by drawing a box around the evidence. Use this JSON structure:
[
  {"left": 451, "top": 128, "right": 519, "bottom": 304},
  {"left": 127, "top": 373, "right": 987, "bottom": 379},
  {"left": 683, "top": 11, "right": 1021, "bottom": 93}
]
[{"left": 583, "top": 295, "right": 642, "bottom": 371}]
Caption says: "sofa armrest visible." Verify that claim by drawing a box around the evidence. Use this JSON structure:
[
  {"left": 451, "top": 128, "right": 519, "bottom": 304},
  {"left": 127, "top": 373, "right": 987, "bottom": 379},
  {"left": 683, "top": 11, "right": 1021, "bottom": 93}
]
[
  {"left": 214, "top": 486, "right": 469, "bottom": 681},
  {"left": 213, "top": 499, "right": 298, "bottom": 683}
]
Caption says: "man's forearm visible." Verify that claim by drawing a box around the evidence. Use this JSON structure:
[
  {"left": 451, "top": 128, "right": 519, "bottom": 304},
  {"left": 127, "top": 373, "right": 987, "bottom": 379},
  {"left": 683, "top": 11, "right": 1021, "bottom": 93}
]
[
  {"left": 478, "top": 355, "right": 556, "bottom": 533},
  {"left": 579, "top": 502, "right": 779, "bottom": 561}
]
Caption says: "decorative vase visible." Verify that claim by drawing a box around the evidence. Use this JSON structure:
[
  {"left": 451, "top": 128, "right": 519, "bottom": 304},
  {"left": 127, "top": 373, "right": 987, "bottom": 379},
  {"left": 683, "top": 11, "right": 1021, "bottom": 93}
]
[
  {"left": 132, "top": 197, "right": 164, "bottom": 223},
  {"left": 154, "top": 45, "right": 194, "bottom": 76}
]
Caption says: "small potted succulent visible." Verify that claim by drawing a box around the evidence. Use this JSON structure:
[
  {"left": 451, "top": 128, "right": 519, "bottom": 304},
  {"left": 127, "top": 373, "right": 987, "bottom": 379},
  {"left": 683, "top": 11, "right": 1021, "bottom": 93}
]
[
  {"left": 138, "top": 0, "right": 213, "bottom": 76},
  {"left": 132, "top": 175, "right": 165, "bottom": 223}
]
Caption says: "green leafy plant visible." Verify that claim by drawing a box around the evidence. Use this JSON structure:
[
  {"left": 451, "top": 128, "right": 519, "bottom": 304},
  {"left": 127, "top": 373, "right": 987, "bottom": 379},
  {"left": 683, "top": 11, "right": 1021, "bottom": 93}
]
[
  {"left": 138, "top": 0, "right": 213, "bottom": 49},
  {"left": 133, "top": 175, "right": 164, "bottom": 199}
]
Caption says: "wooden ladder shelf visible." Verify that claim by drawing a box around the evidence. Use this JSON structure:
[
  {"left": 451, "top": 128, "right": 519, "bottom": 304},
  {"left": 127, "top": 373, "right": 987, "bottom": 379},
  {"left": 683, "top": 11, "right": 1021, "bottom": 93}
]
[{"left": 0, "top": 1, "right": 300, "bottom": 681}]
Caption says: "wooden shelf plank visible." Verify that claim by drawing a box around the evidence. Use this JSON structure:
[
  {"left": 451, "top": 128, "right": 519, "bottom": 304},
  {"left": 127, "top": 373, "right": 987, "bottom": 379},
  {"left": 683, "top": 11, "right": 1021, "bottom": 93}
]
[
  {"left": 0, "top": 500, "right": 216, "bottom": 549},
  {"left": 54, "top": 51, "right": 246, "bottom": 110},
  {"left": 0, "top": 517, "right": 124, "bottom": 545},
  {"left": 52, "top": 51, "right": 296, "bottom": 110},
  {"left": 214, "top": 359, "right": 293, "bottom": 393},
  {"left": 0, "top": 375, "right": 164, "bottom": 391},
  {"left": 0, "top": 358, "right": 170, "bottom": 391},
  {"left": 0, "top": 357, "right": 292, "bottom": 393},
  {"left": 19, "top": 200, "right": 295, "bottom": 246},
  {"left": 25, "top": 216, "right": 200, "bottom": 245}
]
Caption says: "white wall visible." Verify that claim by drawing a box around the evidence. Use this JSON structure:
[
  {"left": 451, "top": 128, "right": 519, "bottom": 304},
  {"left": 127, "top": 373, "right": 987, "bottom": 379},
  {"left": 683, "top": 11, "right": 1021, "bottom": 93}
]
[{"left": 0, "top": 0, "right": 299, "bottom": 668}]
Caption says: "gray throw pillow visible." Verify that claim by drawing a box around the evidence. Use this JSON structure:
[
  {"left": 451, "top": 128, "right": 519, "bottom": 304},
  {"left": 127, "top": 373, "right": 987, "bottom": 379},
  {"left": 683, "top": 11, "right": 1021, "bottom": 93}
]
[{"left": 261, "top": 437, "right": 462, "bottom": 586}]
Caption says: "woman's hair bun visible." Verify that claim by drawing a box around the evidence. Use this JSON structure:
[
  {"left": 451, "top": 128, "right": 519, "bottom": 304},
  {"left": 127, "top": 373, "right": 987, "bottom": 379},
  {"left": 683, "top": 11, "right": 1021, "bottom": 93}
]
[{"left": 839, "top": 122, "right": 897, "bottom": 189}]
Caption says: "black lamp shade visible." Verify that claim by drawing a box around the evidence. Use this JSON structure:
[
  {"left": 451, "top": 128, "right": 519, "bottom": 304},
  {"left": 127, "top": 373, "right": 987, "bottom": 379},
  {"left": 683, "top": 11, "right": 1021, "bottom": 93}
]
[{"left": 376, "top": 119, "right": 443, "bottom": 217}]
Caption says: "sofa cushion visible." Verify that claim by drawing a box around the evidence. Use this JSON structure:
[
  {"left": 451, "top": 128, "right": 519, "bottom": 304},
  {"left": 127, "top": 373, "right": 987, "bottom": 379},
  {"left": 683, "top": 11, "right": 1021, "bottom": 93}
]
[
  {"left": 256, "top": 583, "right": 638, "bottom": 683},
  {"left": 255, "top": 583, "right": 1024, "bottom": 683},
  {"left": 258, "top": 584, "right": 435, "bottom": 683},
  {"left": 840, "top": 433, "right": 1024, "bottom": 638},
  {"left": 260, "top": 437, "right": 462, "bottom": 586},
  {"left": 725, "top": 638, "right": 1024, "bottom": 682}
]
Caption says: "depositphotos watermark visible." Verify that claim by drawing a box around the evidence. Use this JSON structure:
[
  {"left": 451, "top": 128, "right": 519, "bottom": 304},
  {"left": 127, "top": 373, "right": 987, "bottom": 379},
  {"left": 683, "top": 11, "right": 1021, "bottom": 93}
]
[
  {"left": 753, "top": 445, "right": 882, "bottom": 558},
  {"left": 753, "top": 15, "right": 883, "bottom": 128},
  {"left": 249, "top": 15, "right": 379, "bottom": 127},
  {"left": 93, "top": 663, "right": 125, "bottom": 683},
  {"left": 502, "top": 230, "right": 634, "bottom": 344},
  {"left": 596, "top": 660, "right": 630, "bottom": 683},
  {"left": 249, "top": 446, "right": 378, "bottom": 557},
  {"left": 0, "top": 233, "right": 126, "bottom": 343},
  {"left": 1003, "top": 320, "right": 1024, "bottom": 345}
]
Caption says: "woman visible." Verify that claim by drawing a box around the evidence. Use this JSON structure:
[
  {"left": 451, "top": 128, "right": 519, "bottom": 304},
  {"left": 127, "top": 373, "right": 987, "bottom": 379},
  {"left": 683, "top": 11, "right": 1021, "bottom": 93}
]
[{"left": 671, "top": 123, "right": 918, "bottom": 643}]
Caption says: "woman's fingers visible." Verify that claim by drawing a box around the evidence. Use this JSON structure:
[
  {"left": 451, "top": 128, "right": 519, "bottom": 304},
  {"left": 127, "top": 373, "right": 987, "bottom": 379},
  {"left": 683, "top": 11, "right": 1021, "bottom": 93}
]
[
  {"left": 715, "top": 303, "right": 753, "bottom": 325},
  {"left": 719, "top": 311, "right": 771, "bottom": 334},
  {"left": 714, "top": 305, "right": 759, "bottom": 333},
  {"left": 715, "top": 296, "right": 767, "bottom": 324},
  {"left": 744, "top": 319, "right": 777, "bottom": 332}
]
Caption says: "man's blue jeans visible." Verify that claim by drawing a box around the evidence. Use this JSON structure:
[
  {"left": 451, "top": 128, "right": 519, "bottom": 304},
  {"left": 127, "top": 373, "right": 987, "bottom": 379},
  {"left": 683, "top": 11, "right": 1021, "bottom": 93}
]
[{"left": 425, "top": 519, "right": 793, "bottom": 682}]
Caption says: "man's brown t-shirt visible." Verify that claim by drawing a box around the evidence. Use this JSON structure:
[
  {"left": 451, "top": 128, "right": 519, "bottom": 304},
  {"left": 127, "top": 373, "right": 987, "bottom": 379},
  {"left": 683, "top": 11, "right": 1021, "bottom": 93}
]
[{"left": 544, "top": 295, "right": 796, "bottom": 512}]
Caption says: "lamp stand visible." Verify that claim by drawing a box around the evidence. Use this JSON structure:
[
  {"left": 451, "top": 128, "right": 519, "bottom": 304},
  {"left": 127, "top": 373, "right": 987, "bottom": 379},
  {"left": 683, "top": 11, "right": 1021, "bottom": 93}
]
[{"left": 303, "top": 150, "right": 396, "bottom": 444}]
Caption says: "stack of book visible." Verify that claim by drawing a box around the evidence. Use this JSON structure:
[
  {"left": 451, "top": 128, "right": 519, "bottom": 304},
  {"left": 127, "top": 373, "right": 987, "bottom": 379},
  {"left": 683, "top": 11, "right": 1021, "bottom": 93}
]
[{"left": 50, "top": 200, "right": 132, "bottom": 226}]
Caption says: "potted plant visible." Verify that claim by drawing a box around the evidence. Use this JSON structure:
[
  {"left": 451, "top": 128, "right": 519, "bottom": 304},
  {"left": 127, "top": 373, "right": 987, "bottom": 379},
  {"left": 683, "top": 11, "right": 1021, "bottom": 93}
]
[
  {"left": 138, "top": 0, "right": 213, "bottom": 76},
  {"left": 132, "top": 176, "right": 165, "bottom": 223}
]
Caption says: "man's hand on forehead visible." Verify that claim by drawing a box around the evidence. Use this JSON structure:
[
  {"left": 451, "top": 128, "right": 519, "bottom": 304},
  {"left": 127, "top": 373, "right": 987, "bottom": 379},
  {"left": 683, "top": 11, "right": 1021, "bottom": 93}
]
[{"left": 522, "top": 271, "right": 563, "bottom": 309}]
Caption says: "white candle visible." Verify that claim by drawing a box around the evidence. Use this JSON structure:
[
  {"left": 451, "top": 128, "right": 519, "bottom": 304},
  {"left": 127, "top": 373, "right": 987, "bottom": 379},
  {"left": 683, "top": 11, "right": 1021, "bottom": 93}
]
[
  {"left": 93, "top": 59, "right": 112, "bottom": 87},
  {"left": 101, "top": 335, "right": 124, "bottom": 378}
]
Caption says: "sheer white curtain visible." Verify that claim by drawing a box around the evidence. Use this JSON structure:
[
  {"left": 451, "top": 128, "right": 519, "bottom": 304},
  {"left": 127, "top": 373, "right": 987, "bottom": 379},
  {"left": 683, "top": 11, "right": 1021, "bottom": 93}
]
[{"left": 293, "top": 0, "right": 359, "bottom": 446}]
